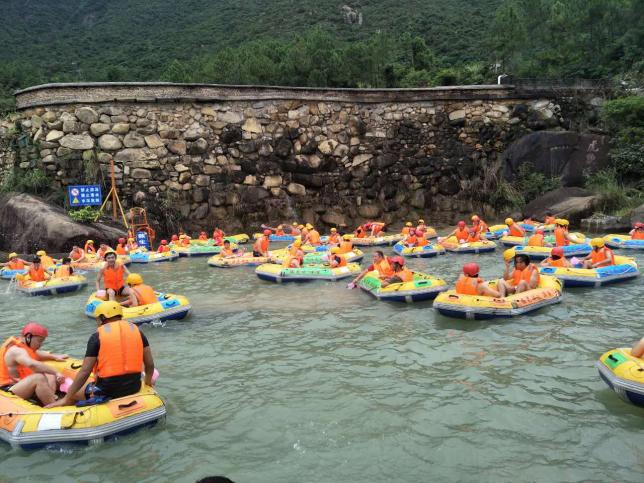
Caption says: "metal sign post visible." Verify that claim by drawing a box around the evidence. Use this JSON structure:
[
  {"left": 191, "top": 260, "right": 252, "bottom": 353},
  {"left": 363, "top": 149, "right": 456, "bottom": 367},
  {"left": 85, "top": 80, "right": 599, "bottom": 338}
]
[{"left": 95, "top": 159, "right": 129, "bottom": 229}]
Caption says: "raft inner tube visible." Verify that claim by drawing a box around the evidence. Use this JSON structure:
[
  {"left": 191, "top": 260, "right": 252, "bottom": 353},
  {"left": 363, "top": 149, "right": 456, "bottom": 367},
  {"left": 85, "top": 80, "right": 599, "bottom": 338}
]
[
  {"left": 358, "top": 271, "right": 448, "bottom": 302},
  {"left": 393, "top": 241, "right": 446, "bottom": 258},
  {"left": 603, "top": 234, "right": 644, "bottom": 250},
  {"left": 129, "top": 250, "right": 179, "bottom": 263},
  {"left": 255, "top": 263, "right": 361, "bottom": 282},
  {"left": 539, "top": 256, "right": 639, "bottom": 287},
  {"left": 84, "top": 292, "right": 191, "bottom": 325},
  {"left": 208, "top": 254, "right": 271, "bottom": 267},
  {"left": 513, "top": 243, "right": 591, "bottom": 260},
  {"left": 439, "top": 237, "right": 497, "bottom": 254},
  {"left": 16, "top": 275, "right": 88, "bottom": 296},
  {"left": 596, "top": 348, "right": 644, "bottom": 407}
]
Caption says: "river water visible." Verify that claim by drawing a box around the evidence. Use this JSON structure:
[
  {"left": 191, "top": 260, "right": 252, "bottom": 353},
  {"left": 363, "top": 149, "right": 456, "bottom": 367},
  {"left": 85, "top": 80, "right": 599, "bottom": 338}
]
[{"left": 1, "top": 243, "right": 643, "bottom": 482}]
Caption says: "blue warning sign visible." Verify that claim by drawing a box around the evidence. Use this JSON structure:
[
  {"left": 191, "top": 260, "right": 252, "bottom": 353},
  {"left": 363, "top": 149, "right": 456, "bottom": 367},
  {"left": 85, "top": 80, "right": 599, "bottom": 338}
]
[
  {"left": 68, "top": 185, "right": 102, "bottom": 207},
  {"left": 136, "top": 231, "right": 151, "bottom": 249}
]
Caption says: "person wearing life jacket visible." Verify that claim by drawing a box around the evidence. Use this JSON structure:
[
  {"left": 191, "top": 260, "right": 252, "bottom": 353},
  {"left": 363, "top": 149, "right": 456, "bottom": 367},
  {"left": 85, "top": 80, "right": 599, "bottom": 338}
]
[
  {"left": 0, "top": 323, "right": 68, "bottom": 406},
  {"left": 328, "top": 247, "right": 348, "bottom": 268},
  {"left": 126, "top": 237, "right": 138, "bottom": 251},
  {"left": 415, "top": 231, "right": 430, "bottom": 247},
  {"left": 523, "top": 215, "right": 537, "bottom": 226},
  {"left": 404, "top": 229, "right": 418, "bottom": 247},
  {"left": 218, "top": 240, "right": 236, "bottom": 259},
  {"left": 629, "top": 222, "right": 644, "bottom": 240},
  {"left": 290, "top": 223, "right": 301, "bottom": 236},
  {"left": 1, "top": 252, "right": 30, "bottom": 270},
  {"left": 281, "top": 239, "right": 304, "bottom": 268},
  {"left": 35, "top": 250, "right": 56, "bottom": 269},
  {"left": 543, "top": 211, "right": 557, "bottom": 225},
  {"left": 96, "top": 251, "right": 136, "bottom": 306},
  {"left": 553, "top": 219, "right": 576, "bottom": 246},
  {"left": 198, "top": 231, "right": 209, "bottom": 241},
  {"left": 498, "top": 254, "right": 540, "bottom": 297},
  {"left": 308, "top": 226, "right": 322, "bottom": 246},
  {"left": 122, "top": 273, "right": 158, "bottom": 307},
  {"left": 47, "top": 301, "right": 155, "bottom": 408},
  {"left": 272, "top": 225, "right": 285, "bottom": 236},
  {"left": 350, "top": 250, "right": 394, "bottom": 287},
  {"left": 53, "top": 257, "right": 75, "bottom": 278},
  {"left": 416, "top": 219, "right": 427, "bottom": 235},
  {"left": 381, "top": 256, "right": 414, "bottom": 287},
  {"left": 471, "top": 215, "right": 489, "bottom": 235},
  {"left": 170, "top": 234, "right": 179, "bottom": 244},
  {"left": 505, "top": 218, "right": 525, "bottom": 238},
  {"left": 369, "top": 222, "right": 385, "bottom": 237},
  {"left": 327, "top": 228, "right": 341, "bottom": 245},
  {"left": 466, "top": 228, "right": 481, "bottom": 243},
  {"left": 401, "top": 222, "right": 413, "bottom": 235},
  {"left": 527, "top": 229, "right": 551, "bottom": 247},
  {"left": 354, "top": 224, "right": 366, "bottom": 238},
  {"left": 337, "top": 239, "right": 353, "bottom": 254},
  {"left": 632, "top": 338, "right": 644, "bottom": 358},
  {"left": 540, "top": 247, "right": 570, "bottom": 268},
  {"left": 115, "top": 238, "right": 127, "bottom": 255},
  {"left": 26, "top": 257, "right": 50, "bottom": 283},
  {"left": 179, "top": 235, "right": 191, "bottom": 247},
  {"left": 84, "top": 240, "right": 96, "bottom": 254},
  {"left": 300, "top": 224, "right": 312, "bottom": 244},
  {"left": 69, "top": 246, "right": 86, "bottom": 263},
  {"left": 583, "top": 238, "right": 615, "bottom": 269},
  {"left": 253, "top": 230, "right": 271, "bottom": 257},
  {"left": 96, "top": 244, "right": 111, "bottom": 260},
  {"left": 157, "top": 239, "right": 171, "bottom": 253},
  {"left": 446, "top": 221, "right": 470, "bottom": 243},
  {"left": 455, "top": 262, "right": 501, "bottom": 297}
]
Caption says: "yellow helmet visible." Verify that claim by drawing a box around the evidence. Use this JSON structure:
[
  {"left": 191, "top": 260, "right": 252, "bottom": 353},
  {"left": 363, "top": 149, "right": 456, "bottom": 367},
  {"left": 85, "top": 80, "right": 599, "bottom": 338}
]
[
  {"left": 305, "top": 223, "right": 313, "bottom": 229},
  {"left": 94, "top": 301, "right": 123, "bottom": 319},
  {"left": 503, "top": 248, "right": 516, "bottom": 261},
  {"left": 293, "top": 240, "right": 302, "bottom": 247},
  {"left": 128, "top": 237, "right": 134, "bottom": 242},
  {"left": 36, "top": 250, "right": 46, "bottom": 256},
  {"left": 560, "top": 219, "right": 569, "bottom": 226},
  {"left": 418, "top": 219, "right": 425, "bottom": 224},
  {"left": 590, "top": 237, "right": 605, "bottom": 248},
  {"left": 126, "top": 273, "right": 143, "bottom": 285},
  {"left": 8, "top": 252, "right": 18, "bottom": 259},
  {"left": 405, "top": 222, "right": 412, "bottom": 227},
  {"left": 87, "top": 240, "right": 94, "bottom": 244},
  {"left": 292, "top": 222, "right": 298, "bottom": 226},
  {"left": 298, "top": 225, "right": 304, "bottom": 229},
  {"left": 330, "top": 227, "right": 337, "bottom": 232},
  {"left": 331, "top": 247, "right": 340, "bottom": 254},
  {"left": 505, "top": 218, "right": 514, "bottom": 225}
]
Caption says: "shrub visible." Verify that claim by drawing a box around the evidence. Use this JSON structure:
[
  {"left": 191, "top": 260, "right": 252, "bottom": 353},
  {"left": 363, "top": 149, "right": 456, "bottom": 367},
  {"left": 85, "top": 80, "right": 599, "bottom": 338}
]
[
  {"left": 585, "top": 168, "right": 643, "bottom": 215},
  {"left": 1, "top": 168, "right": 51, "bottom": 195},
  {"left": 68, "top": 206, "right": 100, "bottom": 224},
  {"left": 514, "top": 162, "right": 561, "bottom": 204}
]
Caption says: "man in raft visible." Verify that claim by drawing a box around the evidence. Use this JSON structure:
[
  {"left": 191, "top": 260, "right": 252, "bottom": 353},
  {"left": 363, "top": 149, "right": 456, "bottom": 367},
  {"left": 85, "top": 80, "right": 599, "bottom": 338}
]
[
  {"left": 36, "top": 250, "right": 57, "bottom": 269},
  {"left": 470, "top": 215, "right": 489, "bottom": 235},
  {"left": 540, "top": 247, "right": 571, "bottom": 268},
  {"left": 0, "top": 323, "right": 68, "bottom": 406},
  {"left": 445, "top": 221, "right": 470, "bottom": 243},
  {"left": 582, "top": 238, "right": 615, "bottom": 269},
  {"left": 349, "top": 250, "right": 394, "bottom": 288},
  {"left": 553, "top": 219, "right": 577, "bottom": 246},
  {"left": 24, "top": 257, "right": 50, "bottom": 283},
  {"left": 53, "top": 257, "right": 75, "bottom": 278},
  {"left": 527, "top": 229, "right": 552, "bottom": 247},
  {"left": 497, "top": 253, "right": 540, "bottom": 297},
  {"left": 629, "top": 222, "right": 644, "bottom": 239},
  {"left": 0, "top": 252, "right": 31, "bottom": 271},
  {"left": 47, "top": 301, "right": 156, "bottom": 408},
  {"left": 69, "top": 245, "right": 86, "bottom": 263},
  {"left": 380, "top": 256, "right": 414, "bottom": 287},
  {"left": 328, "top": 247, "right": 348, "bottom": 268},
  {"left": 253, "top": 230, "right": 271, "bottom": 257},
  {"left": 122, "top": 273, "right": 158, "bottom": 307},
  {"left": 455, "top": 262, "right": 501, "bottom": 297},
  {"left": 96, "top": 251, "right": 137, "bottom": 306},
  {"left": 157, "top": 239, "right": 171, "bottom": 253},
  {"left": 327, "top": 227, "right": 341, "bottom": 245},
  {"left": 504, "top": 218, "right": 526, "bottom": 237}
]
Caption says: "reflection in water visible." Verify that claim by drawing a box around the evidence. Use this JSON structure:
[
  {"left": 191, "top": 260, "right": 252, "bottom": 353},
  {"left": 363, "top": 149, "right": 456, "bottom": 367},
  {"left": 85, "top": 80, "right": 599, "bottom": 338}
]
[{"left": 1, "top": 246, "right": 643, "bottom": 482}]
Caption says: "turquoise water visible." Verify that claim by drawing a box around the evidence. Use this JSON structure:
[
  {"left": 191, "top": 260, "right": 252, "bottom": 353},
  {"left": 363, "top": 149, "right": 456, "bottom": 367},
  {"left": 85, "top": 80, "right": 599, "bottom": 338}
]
[{"left": 1, "top": 243, "right": 643, "bottom": 482}]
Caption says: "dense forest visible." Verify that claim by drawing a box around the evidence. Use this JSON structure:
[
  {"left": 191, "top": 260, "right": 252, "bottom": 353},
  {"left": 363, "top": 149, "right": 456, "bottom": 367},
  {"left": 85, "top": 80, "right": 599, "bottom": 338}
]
[{"left": 1, "top": 0, "right": 642, "bottom": 112}]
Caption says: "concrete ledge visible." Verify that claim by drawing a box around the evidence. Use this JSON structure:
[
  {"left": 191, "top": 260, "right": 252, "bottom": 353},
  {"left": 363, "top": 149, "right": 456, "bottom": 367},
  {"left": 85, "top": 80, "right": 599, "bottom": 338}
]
[{"left": 15, "top": 82, "right": 528, "bottom": 110}]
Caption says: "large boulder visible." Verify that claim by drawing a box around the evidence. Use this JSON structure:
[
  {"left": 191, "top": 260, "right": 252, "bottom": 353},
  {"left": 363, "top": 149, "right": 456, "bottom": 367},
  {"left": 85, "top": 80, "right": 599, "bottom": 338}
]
[
  {"left": 631, "top": 203, "right": 644, "bottom": 224},
  {"left": 0, "top": 192, "right": 127, "bottom": 253},
  {"left": 502, "top": 131, "right": 609, "bottom": 186},
  {"left": 523, "top": 187, "right": 600, "bottom": 224}
]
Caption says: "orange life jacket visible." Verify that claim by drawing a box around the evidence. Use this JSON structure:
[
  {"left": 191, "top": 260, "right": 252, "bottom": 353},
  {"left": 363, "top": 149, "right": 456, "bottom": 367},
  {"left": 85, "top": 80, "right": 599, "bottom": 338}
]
[
  {"left": 28, "top": 266, "right": 46, "bottom": 282},
  {"left": 473, "top": 221, "right": 489, "bottom": 234},
  {"left": 508, "top": 224, "right": 524, "bottom": 237},
  {"left": 544, "top": 216, "right": 556, "bottom": 224},
  {"left": 527, "top": 234, "right": 544, "bottom": 247},
  {"left": 198, "top": 235, "right": 208, "bottom": 241},
  {"left": 545, "top": 257, "right": 566, "bottom": 267},
  {"left": 103, "top": 264, "right": 125, "bottom": 290},
  {"left": 71, "top": 249, "right": 85, "bottom": 261},
  {"left": 374, "top": 258, "right": 394, "bottom": 277},
  {"left": 512, "top": 264, "right": 540, "bottom": 286},
  {"left": 467, "top": 232, "right": 480, "bottom": 243},
  {"left": 54, "top": 265, "right": 72, "bottom": 278},
  {"left": 275, "top": 229, "right": 285, "bottom": 236},
  {"left": 8, "top": 260, "right": 24, "bottom": 270},
  {"left": 554, "top": 227, "right": 568, "bottom": 247},
  {"left": 396, "top": 268, "right": 414, "bottom": 282},
  {"left": 416, "top": 236, "right": 429, "bottom": 247},
  {"left": 40, "top": 256, "right": 55, "bottom": 269},
  {"left": 253, "top": 236, "right": 269, "bottom": 254},
  {"left": 455, "top": 276, "right": 482, "bottom": 295},
  {"left": 355, "top": 228, "right": 365, "bottom": 238},
  {"left": 590, "top": 247, "right": 615, "bottom": 266},
  {"left": 0, "top": 336, "right": 40, "bottom": 386},
  {"left": 632, "top": 230, "right": 644, "bottom": 240},
  {"left": 116, "top": 244, "right": 127, "bottom": 255},
  {"left": 332, "top": 255, "right": 347, "bottom": 267},
  {"left": 95, "top": 321, "right": 144, "bottom": 379},
  {"left": 401, "top": 227, "right": 411, "bottom": 235},
  {"left": 309, "top": 230, "right": 321, "bottom": 245},
  {"left": 338, "top": 241, "right": 353, "bottom": 254},
  {"left": 220, "top": 247, "right": 234, "bottom": 257},
  {"left": 133, "top": 284, "right": 158, "bottom": 306},
  {"left": 372, "top": 223, "right": 384, "bottom": 235},
  {"left": 455, "top": 228, "right": 469, "bottom": 242},
  {"left": 328, "top": 234, "right": 341, "bottom": 244},
  {"left": 406, "top": 235, "right": 417, "bottom": 246},
  {"left": 180, "top": 239, "right": 191, "bottom": 247},
  {"left": 157, "top": 245, "right": 170, "bottom": 253}
]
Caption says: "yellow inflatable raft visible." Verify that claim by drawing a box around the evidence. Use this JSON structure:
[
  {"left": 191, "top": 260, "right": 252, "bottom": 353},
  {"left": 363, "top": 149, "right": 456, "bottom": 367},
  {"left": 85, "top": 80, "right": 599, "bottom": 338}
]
[
  {"left": 84, "top": 292, "right": 191, "bottom": 325},
  {"left": 393, "top": 241, "right": 446, "bottom": 258},
  {"left": 270, "top": 248, "right": 364, "bottom": 264},
  {"left": 16, "top": 275, "right": 87, "bottom": 296},
  {"left": 433, "top": 275, "right": 562, "bottom": 319},
  {"left": 439, "top": 237, "right": 497, "bottom": 254},
  {"left": 513, "top": 243, "right": 591, "bottom": 260},
  {"left": 343, "top": 234, "right": 404, "bottom": 246},
  {"left": 256, "top": 263, "right": 361, "bottom": 282},
  {"left": 0, "top": 359, "right": 165, "bottom": 449},
  {"left": 603, "top": 234, "right": 644, "bottom": 250},
  {"left": 72, "top": 254, "right": 131, "bottom": 271},
  {"left": 596, "top": 348, "right": 644, "bottom": 407},
  {"left": 358, "top": 271, "right": 448, "bottom": 302},
  {"left": 539, "top": 256, "right": 639, "bottom": 287},
  {"left": 208, "top": 254, "right": 271, "bottom": 267},
  {"left": 129, "top": 250, "right": 179, "bottom": 263}
]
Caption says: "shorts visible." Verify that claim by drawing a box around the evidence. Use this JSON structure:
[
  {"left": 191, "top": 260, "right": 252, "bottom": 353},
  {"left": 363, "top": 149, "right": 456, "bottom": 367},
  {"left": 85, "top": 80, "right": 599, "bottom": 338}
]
[
  {"left": 252, "top": 250, "right": 262, "bottom": 257},
  {"left": 107, "top": 286, "right": 125, "bottom": 296},
  {"left": 0, "top": 384, "right": 13, "bottom": 393},
  {"left": 84, "top": 382, "right": 106, "bottom": 399}
]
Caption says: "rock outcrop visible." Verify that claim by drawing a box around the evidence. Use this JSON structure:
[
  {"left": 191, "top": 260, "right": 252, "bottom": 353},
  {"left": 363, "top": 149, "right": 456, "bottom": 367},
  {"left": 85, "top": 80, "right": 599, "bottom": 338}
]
[
  {"left": 0, "top": 192, "right": 127, "bottom": 253},
  {"left": 523, "top": 187, "right": 600, "bottom": 223}
]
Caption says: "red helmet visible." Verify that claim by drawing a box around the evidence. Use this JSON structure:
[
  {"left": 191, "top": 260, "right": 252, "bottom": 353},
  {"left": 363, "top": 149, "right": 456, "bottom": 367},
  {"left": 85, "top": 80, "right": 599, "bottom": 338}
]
[
  {"left": 22, "top": 322, "right": 48, "bottom": 338},
  {"left": 391, "top": 256, "right": 405, "bottom": 266},
  {"left": 551, "top": 247, "right": 564, "bottom": 257},
  {"left": 463, "top": 263, "right": 480, "bottom": 277},
  {"left": 161, "top": 240, "right": 168, "bottom": 245},
  {"left": 536, "top": 229, "right": 544, "bottom": 235},
  {"left": 458, "top": 221, "right": 466, "bottom": 228},
  {"left": 263, "top": 229, "right": 272, "bottom": 235},
  {"left": 635, "top": 222, "right": 644, "bottom": 228},
  {"left": 118, "top": 237, "right": 125, "bottom": 244},
  {"left": 171, "top": 234, "right": 179, "bottom": 241}
]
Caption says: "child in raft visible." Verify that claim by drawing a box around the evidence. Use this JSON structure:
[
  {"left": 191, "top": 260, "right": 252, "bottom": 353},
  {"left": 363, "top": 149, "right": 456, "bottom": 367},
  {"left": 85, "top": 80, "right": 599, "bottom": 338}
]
[
  {"left": 497, "top": 253, "right": 540, "bottom": 297},
  {"left": 380, "top": 256, "right": 414, "bottom": 287},
  {"left": 454, "top": 262, "right": 501, "bottom": 297},
  {"left": 540, "top": 247, "right": 571, "bottom": 268},
  {"left": 53, "top": 258, "right": 74, "bottom": 278}
]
